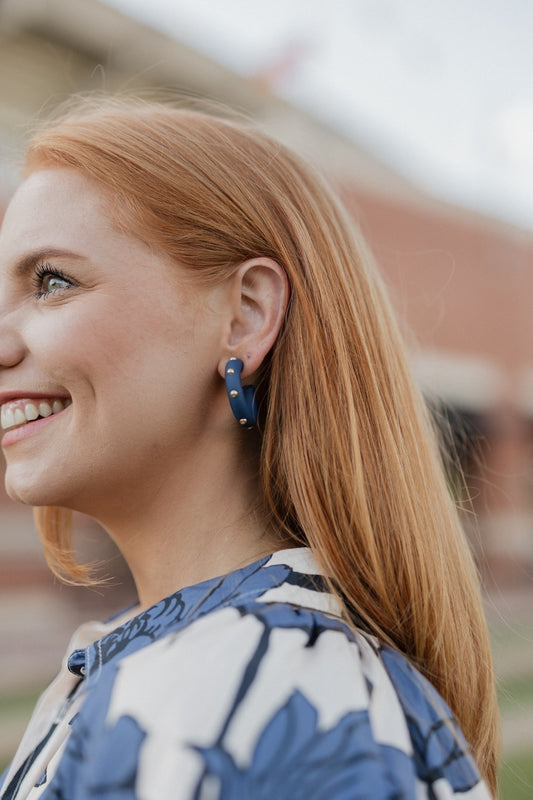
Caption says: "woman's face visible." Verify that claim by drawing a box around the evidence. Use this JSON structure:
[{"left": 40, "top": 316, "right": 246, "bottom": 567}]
[{"left": 0, "top": 168, "right": 227, "bottom": 514}]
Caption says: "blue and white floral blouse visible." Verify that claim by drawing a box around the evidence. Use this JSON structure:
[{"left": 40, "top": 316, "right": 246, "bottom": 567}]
[{"left": 1, "top": 548, "right": 490, "bottom": 799}]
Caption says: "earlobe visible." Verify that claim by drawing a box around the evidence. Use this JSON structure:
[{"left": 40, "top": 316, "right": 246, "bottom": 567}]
[{"left": 218, "top": 257, "right": 289, "bottom": 379}]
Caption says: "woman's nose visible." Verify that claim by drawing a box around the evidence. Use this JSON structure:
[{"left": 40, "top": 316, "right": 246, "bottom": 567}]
[{"left": 0, "top": 312, "right": 26, "bottom": 369}]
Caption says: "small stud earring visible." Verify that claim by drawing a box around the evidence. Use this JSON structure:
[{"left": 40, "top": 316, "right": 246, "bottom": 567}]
[{"left": 224, "top": 358, "right": 257, "bottom": 428}]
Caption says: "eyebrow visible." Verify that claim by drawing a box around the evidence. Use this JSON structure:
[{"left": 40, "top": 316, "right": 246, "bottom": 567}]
[{"left": 14, "top": 247, "right": 89, "bottom": 276}]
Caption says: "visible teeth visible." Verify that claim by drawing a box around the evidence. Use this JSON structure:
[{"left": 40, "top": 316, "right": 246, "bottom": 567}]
[
  {"left": 24, "top": 403, "right": 39, "bottom": 422},
  {"left": 39, "top": 402, "right": 52, "bottom": 417},
  {"left": 13, "top": 409, "right": 26, "bottom": 426},
  {"left": 1, "top": 397, "right": 71, "bottom": 431},
  {"left": 2, "top": 407, "right": 14, "bottom": 429}
]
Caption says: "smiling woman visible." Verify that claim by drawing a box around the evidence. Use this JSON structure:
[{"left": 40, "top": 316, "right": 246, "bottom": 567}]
[{"left": 0, "top": 97, "right": 499, "bottom": 799}]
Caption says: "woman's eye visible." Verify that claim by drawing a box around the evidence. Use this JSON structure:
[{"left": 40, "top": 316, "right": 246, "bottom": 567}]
[
  {"left": 42, "top": 274, "right": 71, "bottom": 293},
  {"left": 33, "top": 263, "right": 74, "bottom": 298}
]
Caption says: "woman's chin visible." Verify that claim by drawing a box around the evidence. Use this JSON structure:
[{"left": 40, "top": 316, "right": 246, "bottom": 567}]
[{"left": 4, "top": 470, "right": 67, "bottom": 509}]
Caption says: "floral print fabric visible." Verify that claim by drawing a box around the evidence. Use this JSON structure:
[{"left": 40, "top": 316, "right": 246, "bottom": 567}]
[{"left": 0, "top": 548, "right": 489, "bottom": 799}]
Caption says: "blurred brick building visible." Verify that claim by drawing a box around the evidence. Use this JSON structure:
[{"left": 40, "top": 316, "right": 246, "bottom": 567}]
[{"left": 0, "top": 0, "right": 532, "bottom": 637}]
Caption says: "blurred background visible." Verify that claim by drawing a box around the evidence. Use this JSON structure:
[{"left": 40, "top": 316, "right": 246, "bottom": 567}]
[{"left": 0, "top": 0, "right": 532, "bottom": 796}]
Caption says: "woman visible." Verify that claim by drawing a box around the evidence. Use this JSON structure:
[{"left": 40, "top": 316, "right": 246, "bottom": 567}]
[{"left": 0, "top": 97, "right": 499, "bottom": 799}]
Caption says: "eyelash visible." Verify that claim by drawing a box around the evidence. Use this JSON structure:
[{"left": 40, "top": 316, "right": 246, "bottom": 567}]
[{"left": 32, "top": 262, "right": 74, "bottom": 299}]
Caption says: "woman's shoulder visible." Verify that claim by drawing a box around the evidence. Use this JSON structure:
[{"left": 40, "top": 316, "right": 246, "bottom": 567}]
[
  {"left": 43, "top": 551, "right": 490, "bottom": 799},
  {"left": 87, "top": 600, "right": 487, "bottom": 799}
]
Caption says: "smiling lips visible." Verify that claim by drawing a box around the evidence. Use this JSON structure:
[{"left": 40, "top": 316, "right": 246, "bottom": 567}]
[{"left": 1, "top": 398, "right": 72, "bottom": 431}]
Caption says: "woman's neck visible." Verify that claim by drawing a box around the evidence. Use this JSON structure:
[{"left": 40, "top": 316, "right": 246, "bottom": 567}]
[{"left": 90, "top": 433, "right": 285, "bottom": 609}]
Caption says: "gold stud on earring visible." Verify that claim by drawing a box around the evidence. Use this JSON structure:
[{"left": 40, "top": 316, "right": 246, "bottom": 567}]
[
  {"left": 227, "top": 368, "right": 235, "bottom": 375},
  {"left": 239, "top": 418, "right": 248, "bottom": 426},
  {"left": 230, "top": 389, "right": 239, "bottom": 398}
]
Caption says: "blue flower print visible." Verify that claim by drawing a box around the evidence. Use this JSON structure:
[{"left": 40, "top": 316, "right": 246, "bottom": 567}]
[
  {"left": 3, "top": 550, "right": 488, "bottom": 800},
  {"left": 194, "top": 690, "right": 416, "bottom": 799},
  {"left": 87, "top": 558, "right": 293, "bottom": 675},
  {"left": 236, "top": 600, "right": 354, "bottom": 642},
  {"left": 43, "top": 713, "right": 146, "bottom": 800},
  {"left": 380, "top": 646, "right": 480, "bottom": 792}
]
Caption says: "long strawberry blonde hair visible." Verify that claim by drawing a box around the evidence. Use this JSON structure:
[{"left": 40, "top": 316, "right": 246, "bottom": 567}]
[{"left": 26, "top": 97, "right": 499, "bottom": 793}]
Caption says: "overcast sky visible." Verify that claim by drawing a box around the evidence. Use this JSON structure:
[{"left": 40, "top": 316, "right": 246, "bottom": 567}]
[{"left": 106, "top": 0, "right": 533, "bottom": 231}]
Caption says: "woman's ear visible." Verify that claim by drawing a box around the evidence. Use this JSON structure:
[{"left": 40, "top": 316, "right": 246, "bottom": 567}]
[{"left": 218, "top": 258, "right": 289, "bottom": 379}]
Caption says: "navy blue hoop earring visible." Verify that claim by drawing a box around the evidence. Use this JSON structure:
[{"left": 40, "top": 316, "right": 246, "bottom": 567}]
[{"left": 225, "top": 358, "right": 258, "bottom": 428}]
